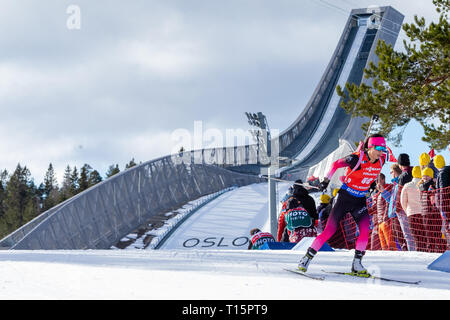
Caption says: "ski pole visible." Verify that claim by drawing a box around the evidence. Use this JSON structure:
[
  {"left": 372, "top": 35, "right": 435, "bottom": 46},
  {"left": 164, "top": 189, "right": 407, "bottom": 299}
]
[
  {"left": 365, "top": 114, "right": 379, "bottom": 140},
  {"left": 260, "top": 175, "right": 321, "bottom": 190}
]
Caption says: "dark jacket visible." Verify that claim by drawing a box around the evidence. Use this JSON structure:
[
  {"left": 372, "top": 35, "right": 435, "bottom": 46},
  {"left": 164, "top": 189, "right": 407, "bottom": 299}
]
[
  {"left": 436, "top": 166, "right": 450, "bottom": 189},
  {"left": 398, "top": 166, "right": 413, "bottom": 187},
  {"left": 419, "top": 179, "right": 436, "bottom": 192},
  {"left": 291, "top": 185, "right": 318, "bottom": 222}
]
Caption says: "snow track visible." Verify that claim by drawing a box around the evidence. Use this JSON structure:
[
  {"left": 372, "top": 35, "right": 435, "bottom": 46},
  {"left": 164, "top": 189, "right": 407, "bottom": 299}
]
[
  {"left": 158, "top": 182, "right": 291, "bottom": 250},
  {"left": 0, "top": 250, "right": 448, "bottom": 299}
]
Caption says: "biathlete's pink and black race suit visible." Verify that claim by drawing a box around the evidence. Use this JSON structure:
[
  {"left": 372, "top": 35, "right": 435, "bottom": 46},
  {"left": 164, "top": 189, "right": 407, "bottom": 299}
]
[{"left": 309, "top": 148, "right": 386, "bottom": 253}]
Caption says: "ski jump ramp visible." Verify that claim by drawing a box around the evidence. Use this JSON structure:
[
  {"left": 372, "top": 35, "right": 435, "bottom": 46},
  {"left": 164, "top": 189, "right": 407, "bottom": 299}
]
[
  {"left": 0, "top": 7, "right": 403, "bottom": 250},
  {"left": 277, "top": 6, "right": 404, "bottom": 182}
]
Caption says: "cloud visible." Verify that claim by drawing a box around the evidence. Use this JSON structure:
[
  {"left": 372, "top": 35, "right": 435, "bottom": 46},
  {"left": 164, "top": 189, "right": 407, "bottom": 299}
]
[{"left": 0, "top": 0, "right": 445, "bottom": 183}]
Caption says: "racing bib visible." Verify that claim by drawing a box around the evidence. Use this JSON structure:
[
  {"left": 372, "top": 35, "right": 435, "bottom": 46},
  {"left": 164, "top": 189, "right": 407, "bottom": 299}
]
[{"left": 284, "top": 207, "right": 312, "bottom": 230}]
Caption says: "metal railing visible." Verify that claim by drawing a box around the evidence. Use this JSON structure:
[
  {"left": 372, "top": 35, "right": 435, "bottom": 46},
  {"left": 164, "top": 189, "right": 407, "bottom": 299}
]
[{"left": 1, "top": 155, "right": 263, "bottom": 250}]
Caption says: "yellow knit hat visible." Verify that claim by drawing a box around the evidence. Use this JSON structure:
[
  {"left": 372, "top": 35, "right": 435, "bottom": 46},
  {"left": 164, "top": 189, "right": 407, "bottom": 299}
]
[
  {"left": 333, "top": 188, "right": 340, "bottom": 197},
  {"left": 434, "top": 155, "right": 446, "bottom": 169},
  {"left": 412, "top": 166, "right": 422, "bottom": 179},
  {"left": 320, "top": 194, "right": 331, "bottom": 204},
  {"left": 422, "top": 167, "right": 434, "bottom": 178},
  {"left": 419, "top": 152, "right": 431, "bottom": 166}
]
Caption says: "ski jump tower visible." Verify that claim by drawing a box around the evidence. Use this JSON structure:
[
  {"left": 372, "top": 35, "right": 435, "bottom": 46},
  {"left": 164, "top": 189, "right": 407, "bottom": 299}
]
[
  {"left": 277, "top": 6, "right": 404, "bottom": 183},
  {"left": 0, "top": 6, "right": 404, "bottom": 250}
]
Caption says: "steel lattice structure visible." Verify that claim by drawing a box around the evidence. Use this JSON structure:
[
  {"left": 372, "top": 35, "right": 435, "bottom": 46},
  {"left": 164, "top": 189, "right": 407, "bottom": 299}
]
[{"left": 1, "top": 155, "right": 263, "bottom": 249}]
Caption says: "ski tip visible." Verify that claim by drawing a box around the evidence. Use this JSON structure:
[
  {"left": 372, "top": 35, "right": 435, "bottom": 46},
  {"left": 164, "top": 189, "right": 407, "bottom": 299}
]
[{"left": 283, "top": 268, "right": 325, "bottom": 281}]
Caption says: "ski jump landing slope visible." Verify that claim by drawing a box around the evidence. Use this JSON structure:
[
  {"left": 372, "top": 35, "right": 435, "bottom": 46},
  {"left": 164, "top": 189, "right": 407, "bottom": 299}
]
[{"left": 159, "top": 182, "right": 291, "bottom": 250}]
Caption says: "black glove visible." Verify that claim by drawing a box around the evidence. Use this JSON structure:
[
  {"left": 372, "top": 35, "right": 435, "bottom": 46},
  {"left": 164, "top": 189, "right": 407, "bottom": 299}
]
[{"left": 319, "top": 179, "right": 329, "bottom": 191}]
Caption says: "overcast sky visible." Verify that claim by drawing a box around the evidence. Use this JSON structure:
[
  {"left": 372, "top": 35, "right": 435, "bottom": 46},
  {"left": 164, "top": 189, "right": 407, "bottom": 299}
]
[{"left": 1, "top": 0, "right": 448, "bottom": 184}]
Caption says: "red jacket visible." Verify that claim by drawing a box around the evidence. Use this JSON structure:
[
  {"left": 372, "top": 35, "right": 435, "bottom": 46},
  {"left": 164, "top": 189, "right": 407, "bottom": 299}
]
[
  {"left": 277, "top": 198, "right": 318, "bottom": 241},
  {"left": 277, "top": 199, "right": 291, "bottom": 241}
]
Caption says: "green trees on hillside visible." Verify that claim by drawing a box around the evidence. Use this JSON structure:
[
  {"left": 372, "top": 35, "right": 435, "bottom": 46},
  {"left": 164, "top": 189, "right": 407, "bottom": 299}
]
[{"left": 0, "top": 159, "right": 137, "bottom": 239}]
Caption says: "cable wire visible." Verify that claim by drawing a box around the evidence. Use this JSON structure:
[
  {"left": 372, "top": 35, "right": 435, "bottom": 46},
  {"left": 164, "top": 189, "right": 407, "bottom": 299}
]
[{"left": 312, "top": 0, "right": 403, "bottom": 39}]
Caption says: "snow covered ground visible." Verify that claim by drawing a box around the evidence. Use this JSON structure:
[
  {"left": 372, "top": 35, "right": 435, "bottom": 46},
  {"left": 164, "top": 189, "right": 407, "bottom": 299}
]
[
  {"left": 0, "top": 249, "right": 448, "bottom": 300},
  {"left": 0, "top": 182, "right": 449, "bottom": 300},
  {"left": 159, "top": 182, "right": 291, "bottom": 250}
]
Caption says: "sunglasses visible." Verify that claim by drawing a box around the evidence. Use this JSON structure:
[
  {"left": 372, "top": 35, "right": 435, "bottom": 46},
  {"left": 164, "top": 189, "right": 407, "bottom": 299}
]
[{"left": 373, "top": 146, "right": 386, "bottom": 152}]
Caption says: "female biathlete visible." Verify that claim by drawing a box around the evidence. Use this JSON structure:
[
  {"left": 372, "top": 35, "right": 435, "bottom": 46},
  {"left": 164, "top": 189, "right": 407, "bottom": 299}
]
[{"left": 298, "top": 134, "right": 388, "bottom": 276}]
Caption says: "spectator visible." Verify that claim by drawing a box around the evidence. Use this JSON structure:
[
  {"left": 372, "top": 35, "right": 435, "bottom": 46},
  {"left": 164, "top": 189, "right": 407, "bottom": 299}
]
[
  {"left": 418, "top": 167, "right": 436, "bottom": 192},
  {"left": 292, "top": 182, "right": 318, "bottom": 221},
  {"left": 397, "top": 153, "right": 413, "bottom": 186},
  {"left": 283, "top": 197, "right": 318, "bottom": 243},
  {"left": 419, "top": 152, "right": 439, "bottom": 179},
  {"left": 419, "top": 167, "right": 443, "bottom": 252},
  {"left": 434, "top": 155, "right": 450, "bottom": 249},
  {"left": 400, "top": 166, "right": 426, "bottom": 251},
  {"left": 435, "top": 155, "right": 450, "bottom": 189},
  {"left": 278, "top": 182, "right": 318, "bottom": 242},
  {"left": 377, "top": 172, "right": 396, "bottom": 250},
  {"left": 388, "top": 163, "right": 413, "bottom": 250},
  {"left": 318, "top": 190, "right": 339, "bottom": 232},
  {"left": 277, "top": 180, "right": 302, "bottom": 241},
  {"left": 317, "top": 194, "right": 331, "bottom": 233},
  {"left": 248, "top": 228, "right": 275, "bottom": 250},
  {"left": 317, "top": 194, "right": 331, "bottom": 218},
  {"left": 307, "top": 176, "right": 320, "bottom": 188}
]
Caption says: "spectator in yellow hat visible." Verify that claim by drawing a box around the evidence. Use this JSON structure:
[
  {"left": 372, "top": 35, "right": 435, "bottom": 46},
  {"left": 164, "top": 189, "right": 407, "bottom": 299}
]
[
  {"left": 434, "top": 155, "right": 449, "bottom": 189},
  {"left": 433, "top": 155, "right": 450, "bottom": 250},
  {"left": 418, "top": 167, "right": 435, "bottom": 192},
  {"left": 320, "top": 194, "right": 330, "bottom": 204},
  {"left": 412, "top": 166, "right": 422, "bottom": 179},
  {"left": 420, "top": 152, "right": 439, "bottom": 178},
  {"left": 400, "top": 166, "right": 424, "bottom": 251},
  {"left": 317, "top": 194, "right": 331, "bottom": 217},
  {"left": 317, "top": 194, "right": 331, "bottom": 233},
  {"left": 419, "top": 152, "right": 431, "bottom": 167}
]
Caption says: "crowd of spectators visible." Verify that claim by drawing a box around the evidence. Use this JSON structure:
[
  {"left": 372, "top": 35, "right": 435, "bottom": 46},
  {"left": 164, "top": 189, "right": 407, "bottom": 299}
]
[
  {"left": 366, "top": 152, "right": 449, "bottom": 252},
  {"left": 273, "top": 151, "right": 450, "bottom": 253}
]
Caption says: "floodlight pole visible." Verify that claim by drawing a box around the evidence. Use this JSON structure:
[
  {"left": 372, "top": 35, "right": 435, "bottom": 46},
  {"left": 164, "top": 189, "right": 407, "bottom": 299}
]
[{"left": 245, "top": 111, "right": 277, "bottom": 236}]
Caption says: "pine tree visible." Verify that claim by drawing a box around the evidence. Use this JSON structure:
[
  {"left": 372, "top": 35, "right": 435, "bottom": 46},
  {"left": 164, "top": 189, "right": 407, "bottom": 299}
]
[
  {"left": 1, "top": 164, "right": 39, "bottom": 237},
  {"left": 24, "top": 180, "right": 40, "bottom": 223},
  {"left": 106, "top": 164, "right": 120, "bottom": 178},
  {"left": 336, "top": 0, "right": 449, "bottom": 150},
  {"left": 0, "top": 170, "right": 7, "bottom": 218},
  {"left": 78, "top": 164, "right": 92, "bottom": 193},
  {"left": 125, "top": 158, "right": 137, "bottom": 169},
  {"left": 0, "top": 170, "right": 9, "bottom": 236},
  {"left": 42, "top": 163, "right": 59, "bottom": 212},
  {"left": 88, "top": 170, "right": 103, "bottom": 187},
  {"left": 70, "top": 166, "right": 79, "bottom": 195},
  {"left": 59, "top": 165, "right": 73, "bottom": 202}
]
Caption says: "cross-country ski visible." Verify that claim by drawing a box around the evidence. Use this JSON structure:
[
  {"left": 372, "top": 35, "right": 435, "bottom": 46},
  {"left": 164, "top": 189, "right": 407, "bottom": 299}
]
[{"left": 321, "top": 270, "right": 422, "bottom": 285}]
